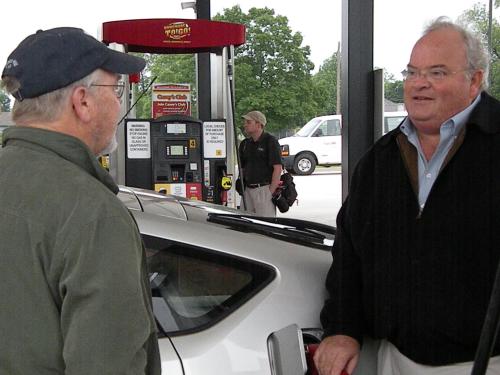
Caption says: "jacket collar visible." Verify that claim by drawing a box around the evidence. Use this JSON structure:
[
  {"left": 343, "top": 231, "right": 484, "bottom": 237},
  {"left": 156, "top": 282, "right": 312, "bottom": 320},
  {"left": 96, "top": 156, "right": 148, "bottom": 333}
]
[
  {"left": 382, "top": 91, "right": 500, "bottom": 146},
  {"left": 2, "top": 126, "right": 119, "bottom": 194},
  {"left": 466, "top": 91, "right": 500, "bottom": 134}
]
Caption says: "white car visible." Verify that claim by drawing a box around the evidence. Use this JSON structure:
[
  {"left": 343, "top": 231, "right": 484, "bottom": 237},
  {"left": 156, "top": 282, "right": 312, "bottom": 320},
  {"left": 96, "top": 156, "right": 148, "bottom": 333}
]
[{"left": 118, "top": 186, "right": 334, "bottom": 375}]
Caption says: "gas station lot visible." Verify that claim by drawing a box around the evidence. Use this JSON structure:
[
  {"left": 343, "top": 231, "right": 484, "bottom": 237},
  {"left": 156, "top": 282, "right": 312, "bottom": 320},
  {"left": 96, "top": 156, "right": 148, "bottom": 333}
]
[{"left": 277, "top": 166, "right": 342, "bottom": 227}]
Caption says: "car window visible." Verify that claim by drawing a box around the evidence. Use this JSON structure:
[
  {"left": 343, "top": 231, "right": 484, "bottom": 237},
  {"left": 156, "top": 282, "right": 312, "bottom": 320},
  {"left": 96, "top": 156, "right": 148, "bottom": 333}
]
[
  {"left": 143, "top": 234, "right": 275, "bottom": 336},
  {"left": 317, "top": 119, "right": 341, "bottom": 136},
  {"left": 384, "top": 115, "right": 406, "bottom": 133},
  {"left": 0, "top": 126, "right": 8, "bottom": 147},
  {"left": 296, "top": 118, "right": 322, "bottom": 137},
  {"left": 326, "top": 119, "right": 341, "bottom": 136}
]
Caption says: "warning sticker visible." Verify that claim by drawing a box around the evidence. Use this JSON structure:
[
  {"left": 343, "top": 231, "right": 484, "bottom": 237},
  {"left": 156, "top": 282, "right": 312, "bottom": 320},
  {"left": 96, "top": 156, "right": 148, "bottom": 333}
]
[
  {"left": 203, "top": 121, "right": 226, "bottom": 158},
  {"left": 127, "top": 121, "right": 151, "bottom": 159}
]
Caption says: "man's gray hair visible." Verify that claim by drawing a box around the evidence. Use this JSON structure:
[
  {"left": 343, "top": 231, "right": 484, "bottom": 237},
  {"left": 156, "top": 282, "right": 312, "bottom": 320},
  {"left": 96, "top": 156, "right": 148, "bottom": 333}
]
[
  {"left": 424, "top": 16, "right": 490, "bottom": 90},
  {"left": 1, "top": 70, "right": 101, "bottom": 125}
]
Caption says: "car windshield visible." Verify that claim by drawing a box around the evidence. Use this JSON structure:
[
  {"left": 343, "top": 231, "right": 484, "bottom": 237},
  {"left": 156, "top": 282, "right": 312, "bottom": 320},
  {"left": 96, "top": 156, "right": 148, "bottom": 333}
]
[
  {"left": 295, "top": 118, "right": 323, "bottom": 137},
  {"left": 207, "top": 213, "right": 335, "bottom": 250}
]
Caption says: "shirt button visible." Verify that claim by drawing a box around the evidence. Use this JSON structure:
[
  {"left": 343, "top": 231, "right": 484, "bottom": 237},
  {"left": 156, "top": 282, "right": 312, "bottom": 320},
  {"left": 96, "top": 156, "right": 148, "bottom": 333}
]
[{"left": 426, "top": 173, "right": 432, "bottom": 179}]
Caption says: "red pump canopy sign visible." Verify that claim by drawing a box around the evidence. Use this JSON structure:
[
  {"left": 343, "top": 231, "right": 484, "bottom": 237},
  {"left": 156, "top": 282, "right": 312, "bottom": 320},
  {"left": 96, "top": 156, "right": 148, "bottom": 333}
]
[{"left": 102, "top": 18, "right": 245, "bottom": 54}]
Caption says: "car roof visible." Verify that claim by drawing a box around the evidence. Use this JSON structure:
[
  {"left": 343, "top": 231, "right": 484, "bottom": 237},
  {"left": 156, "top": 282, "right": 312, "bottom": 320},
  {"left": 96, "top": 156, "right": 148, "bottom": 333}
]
[{"left": 118, "top": 186, "right": 335, "bottom": 254}]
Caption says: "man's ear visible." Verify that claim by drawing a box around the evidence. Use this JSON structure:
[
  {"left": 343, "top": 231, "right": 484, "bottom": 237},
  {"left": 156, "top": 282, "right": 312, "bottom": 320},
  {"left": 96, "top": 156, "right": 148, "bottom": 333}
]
[
  {"left": 469, "top": 70, "right": 484, "bottom": 98},
  {"left": 71, "top": 86, "right": 93, "bottom": 123}
]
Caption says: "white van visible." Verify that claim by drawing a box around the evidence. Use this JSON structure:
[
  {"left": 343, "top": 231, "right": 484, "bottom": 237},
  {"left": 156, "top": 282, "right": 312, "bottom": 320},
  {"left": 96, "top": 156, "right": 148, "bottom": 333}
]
[
  {"left": 279, "top": 112, "right": 406, "bottom": 175},
  {"left": 279, "top": 115, "right": 342, "bottom": 175}
]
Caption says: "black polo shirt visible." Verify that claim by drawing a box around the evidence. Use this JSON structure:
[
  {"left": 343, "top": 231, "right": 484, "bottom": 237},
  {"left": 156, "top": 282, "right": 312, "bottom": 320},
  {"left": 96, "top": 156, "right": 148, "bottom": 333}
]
[{"left": 239, "top": 132, "right": 281, "bottom": 185}]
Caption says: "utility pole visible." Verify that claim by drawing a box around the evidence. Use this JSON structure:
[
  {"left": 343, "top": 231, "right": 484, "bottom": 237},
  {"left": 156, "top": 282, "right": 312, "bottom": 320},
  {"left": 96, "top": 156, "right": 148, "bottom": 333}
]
[
  {"left": 196, "top": 0, "right": 211, "bottom": 121},
  {"left": 336, "top": 41, "right": 341, "bottom": 114}
]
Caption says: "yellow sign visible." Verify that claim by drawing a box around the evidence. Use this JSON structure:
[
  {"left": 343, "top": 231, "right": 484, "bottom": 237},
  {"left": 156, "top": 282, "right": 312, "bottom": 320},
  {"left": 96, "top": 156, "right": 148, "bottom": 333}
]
[
  {"left": 99, "top": 155, "right": 110, "bottom": 171},
  {"left": 154, "top": 183, "right": 170, "bottom": 194},
  {"left": 189, "top": 139, "right": 196, "bottom": 148},
  {"left": 221, "top": 176, "right": 232, "bottom": 190}
]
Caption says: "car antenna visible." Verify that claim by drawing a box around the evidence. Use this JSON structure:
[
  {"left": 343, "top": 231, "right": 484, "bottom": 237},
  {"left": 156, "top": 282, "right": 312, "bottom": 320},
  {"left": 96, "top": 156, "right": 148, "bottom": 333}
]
[{"left": 116, "top": 75, "right": 158, "bottom": 126}]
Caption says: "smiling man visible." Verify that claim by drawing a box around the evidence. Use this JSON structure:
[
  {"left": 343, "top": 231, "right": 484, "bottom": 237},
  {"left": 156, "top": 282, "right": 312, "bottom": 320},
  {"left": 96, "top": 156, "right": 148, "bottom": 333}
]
[{"left": 314, "top": 17, "right": 500, "bottom": 375}]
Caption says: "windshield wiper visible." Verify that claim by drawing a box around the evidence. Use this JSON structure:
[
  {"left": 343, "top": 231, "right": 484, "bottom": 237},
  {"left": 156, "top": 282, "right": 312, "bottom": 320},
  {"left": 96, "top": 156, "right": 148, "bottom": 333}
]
[{"left": 207, "top": 213, "right": 335, "bottom": 250}]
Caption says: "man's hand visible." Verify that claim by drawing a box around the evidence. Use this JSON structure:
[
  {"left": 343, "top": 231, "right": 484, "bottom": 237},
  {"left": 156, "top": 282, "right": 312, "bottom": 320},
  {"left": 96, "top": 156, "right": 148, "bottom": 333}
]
[
  {"left": 270, "top": 164, "right": 282, "bottom": 195},
  {"left": 269, "top": 182, "right": 280, "bottom": 195},
  {"left": 313, "top": 335, "right": 360, "bottom": 375}
]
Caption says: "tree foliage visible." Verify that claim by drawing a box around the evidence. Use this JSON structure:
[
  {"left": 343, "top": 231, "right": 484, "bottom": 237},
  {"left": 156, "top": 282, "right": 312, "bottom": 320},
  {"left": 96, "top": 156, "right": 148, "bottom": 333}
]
[
  {"left": 458, "top": 2, "right": 500, "bottom": 99},
  {"left": 0, "top": 88, "right": 10, "bottom": 112},
  {"left": 313, "top": 52, "right": 339, "bottom": 115},
  {"left": 132, "top": 6, "right": 337, "bottom": 132},
  {"left": 384, "top": 72, "right": 404, "bottom": 104},
  {"left": 134, "top": 53, "right": 196, "bottom": 119},
  {"left": 215, "top": 6, "right": 317, "bottom": 133}
]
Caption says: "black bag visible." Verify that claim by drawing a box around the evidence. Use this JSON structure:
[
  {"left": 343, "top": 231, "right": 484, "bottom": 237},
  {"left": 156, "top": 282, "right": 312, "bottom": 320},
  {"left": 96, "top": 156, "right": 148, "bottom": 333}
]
[
  {"left": 280, "top": 173, "right": 298, "bottom": 206},
  {"left": 235, "top": 178, "right": 243, "bottom": 195},
  {"left": 272, "top": 173, "right": 298, "bottom": 213}
]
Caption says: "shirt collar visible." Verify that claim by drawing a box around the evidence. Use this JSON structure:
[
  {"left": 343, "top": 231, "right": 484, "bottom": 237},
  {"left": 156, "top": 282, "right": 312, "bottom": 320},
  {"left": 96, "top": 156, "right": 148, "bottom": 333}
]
[{"left": 400, "top": 94, "right": 481, "bottom": 137}]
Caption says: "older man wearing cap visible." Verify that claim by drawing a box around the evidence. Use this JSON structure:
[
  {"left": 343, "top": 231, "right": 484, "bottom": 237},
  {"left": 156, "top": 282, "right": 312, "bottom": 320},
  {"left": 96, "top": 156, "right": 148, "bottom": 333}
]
[
  {"left": 0, "top": 28, "right": 160, "bottom": 374},
  {"left": 238, "top": 110, "right": 282, "bottom": 216}
]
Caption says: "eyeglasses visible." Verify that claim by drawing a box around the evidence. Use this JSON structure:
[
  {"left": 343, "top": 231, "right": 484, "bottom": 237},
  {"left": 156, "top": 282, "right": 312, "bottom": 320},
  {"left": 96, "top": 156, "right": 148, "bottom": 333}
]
[
  {"left": 89, "top": 81, "right": 125, "bottom": 98},
  {"left": 401, "top": 67, "right": 469, "bottom": 83}
]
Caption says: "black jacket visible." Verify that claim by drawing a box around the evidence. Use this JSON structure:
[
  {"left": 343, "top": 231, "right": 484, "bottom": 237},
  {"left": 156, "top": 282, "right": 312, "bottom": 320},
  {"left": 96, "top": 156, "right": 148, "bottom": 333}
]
[{"left": 321, "top": 92, "right": 500, "bottom": 365}]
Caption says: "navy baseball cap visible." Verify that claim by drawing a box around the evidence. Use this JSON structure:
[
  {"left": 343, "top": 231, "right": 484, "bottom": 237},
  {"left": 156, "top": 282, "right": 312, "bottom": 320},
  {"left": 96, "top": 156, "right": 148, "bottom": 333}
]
[{"left": 2, "top": 27, "right": 146, "bottom": 101}]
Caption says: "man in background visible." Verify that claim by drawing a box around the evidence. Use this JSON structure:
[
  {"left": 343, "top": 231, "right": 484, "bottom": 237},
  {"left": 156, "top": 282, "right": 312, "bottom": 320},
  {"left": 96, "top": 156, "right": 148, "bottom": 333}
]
[
  {"left": 0, "top": 27, "right": 160, "bottom": 374},
  {"left": 314, "top": 17, "right": 500, "bottom": 375},
  {"left": 238, "top": 110, "right": 282, "bottom": 216}
]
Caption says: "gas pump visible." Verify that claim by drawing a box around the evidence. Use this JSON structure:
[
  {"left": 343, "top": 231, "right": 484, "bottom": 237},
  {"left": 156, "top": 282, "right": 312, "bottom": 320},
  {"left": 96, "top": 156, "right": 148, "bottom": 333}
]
[
  {"left": 101, "top": 18, "right": 245, "bottom": 207},
  {"left": 124, "top": 114, "right": 230, "bottom": 204}
]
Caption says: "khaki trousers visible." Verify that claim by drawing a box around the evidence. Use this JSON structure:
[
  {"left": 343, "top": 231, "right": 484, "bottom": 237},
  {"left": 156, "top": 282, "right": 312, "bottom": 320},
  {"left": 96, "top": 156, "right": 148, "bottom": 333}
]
[
  {"left": 377, "top": 340, "right": 500, "bottom": 375},
  {"left": 243, "top": 185, "right": 276, "bottom": 217}
]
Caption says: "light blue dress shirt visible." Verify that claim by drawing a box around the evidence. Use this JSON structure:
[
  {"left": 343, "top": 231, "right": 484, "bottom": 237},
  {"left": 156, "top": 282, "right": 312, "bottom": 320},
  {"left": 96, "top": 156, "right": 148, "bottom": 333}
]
[{"left": 400, "top": 95, "right": 481, "bottom": 209}]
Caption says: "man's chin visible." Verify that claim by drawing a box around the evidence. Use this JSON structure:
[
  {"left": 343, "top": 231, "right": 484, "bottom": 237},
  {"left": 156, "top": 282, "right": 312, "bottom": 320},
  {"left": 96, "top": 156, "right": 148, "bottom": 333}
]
[{"left": 98, "top": 136, "right": 118, "bottom": 156}]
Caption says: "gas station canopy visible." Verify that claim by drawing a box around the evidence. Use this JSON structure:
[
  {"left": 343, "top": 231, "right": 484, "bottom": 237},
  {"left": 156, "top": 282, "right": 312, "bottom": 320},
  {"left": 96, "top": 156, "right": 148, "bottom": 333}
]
[{"left": 102, "top": 19, "right": 245, "bottom": 54}]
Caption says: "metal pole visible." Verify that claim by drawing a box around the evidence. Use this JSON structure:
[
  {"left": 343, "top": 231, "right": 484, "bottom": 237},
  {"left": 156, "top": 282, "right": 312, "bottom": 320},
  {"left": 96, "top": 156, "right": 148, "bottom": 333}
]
[
  {"left": 488, "top": 0, "right": 493, "bottom": 87},
  {"left": 227, "top": 46, "right": 247, "bottom": 210},
  {"left": 341, "top": 0, "right": 374, "bottom": 200},
  {"left": 471, "top": 257, "right": 500, "bottom": 375},
  {"left": 196, "top": 0, "right": 211, "bottom": 121}
]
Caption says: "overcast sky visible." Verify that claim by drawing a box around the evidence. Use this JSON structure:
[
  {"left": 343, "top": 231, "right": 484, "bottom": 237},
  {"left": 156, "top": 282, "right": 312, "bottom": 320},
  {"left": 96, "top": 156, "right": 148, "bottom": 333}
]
[{"left": 0, "top": 0, "right": 494, "bottom": 79}]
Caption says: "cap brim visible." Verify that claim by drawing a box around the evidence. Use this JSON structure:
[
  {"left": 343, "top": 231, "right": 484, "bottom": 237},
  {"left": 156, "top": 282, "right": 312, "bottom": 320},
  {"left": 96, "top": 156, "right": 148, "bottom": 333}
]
[{"left": 101, "top": 49, "right": 146, "bottom": 74}]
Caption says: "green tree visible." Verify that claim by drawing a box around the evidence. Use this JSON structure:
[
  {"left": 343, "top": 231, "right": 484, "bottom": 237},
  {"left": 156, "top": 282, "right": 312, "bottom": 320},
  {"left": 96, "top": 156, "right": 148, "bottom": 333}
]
[
  {"left": 312, "top": 52, "right": 339, "bottom": 115},
  {"left": 0, "top": 88, "right": 10, "bottom": 112},
  {"left": 458, "top": 2, "right": 500, "bottom": 99},
  {"left": 384, "top": 72, "right": 404, "bottom": 104},
  {"left": 134, "top": 53, "right": 196, "bottom": 119},
  {"left": 215, "top": 6, "right": 317, "bottom": 133}
]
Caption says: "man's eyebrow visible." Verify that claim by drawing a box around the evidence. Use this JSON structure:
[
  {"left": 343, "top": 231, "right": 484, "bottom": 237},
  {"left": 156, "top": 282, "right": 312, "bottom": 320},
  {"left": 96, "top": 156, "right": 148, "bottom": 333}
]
[{"left": 407, "top": 64, "right": 448, "bottom": 69}]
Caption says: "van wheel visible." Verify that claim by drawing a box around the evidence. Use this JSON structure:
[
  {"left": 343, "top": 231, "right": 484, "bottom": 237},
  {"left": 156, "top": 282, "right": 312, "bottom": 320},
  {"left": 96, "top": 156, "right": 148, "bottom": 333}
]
[{"left": 293, "top": 153, "right": 316, "bottom": 175}]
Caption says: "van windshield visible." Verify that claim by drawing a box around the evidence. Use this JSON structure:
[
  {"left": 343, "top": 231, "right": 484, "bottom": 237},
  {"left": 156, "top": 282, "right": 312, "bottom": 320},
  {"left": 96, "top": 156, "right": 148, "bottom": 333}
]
[{"left": 295, "top": 118, "right": 322, "bottom": 137}]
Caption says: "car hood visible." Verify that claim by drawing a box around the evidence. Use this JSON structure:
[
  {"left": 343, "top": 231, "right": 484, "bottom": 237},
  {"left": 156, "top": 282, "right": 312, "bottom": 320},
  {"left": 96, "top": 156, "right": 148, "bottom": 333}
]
[
  {"left": 119, "top": 185, "right": 242, "bottom": 223},
  {"left": 119, "top": 186, "right": 335, "bottom": 251}
]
